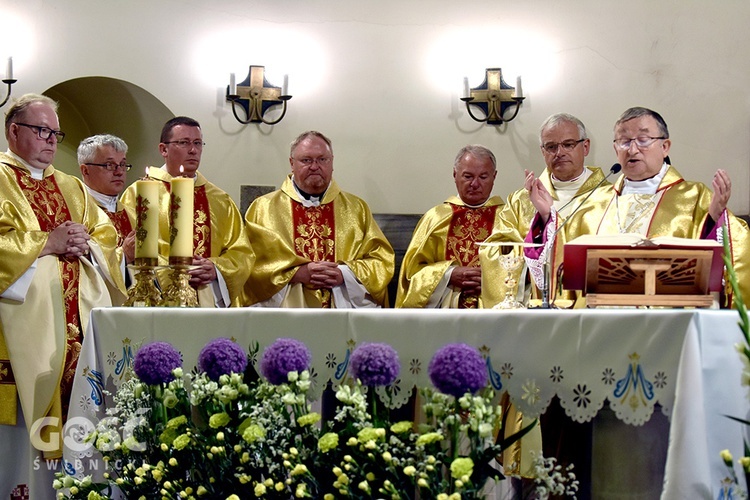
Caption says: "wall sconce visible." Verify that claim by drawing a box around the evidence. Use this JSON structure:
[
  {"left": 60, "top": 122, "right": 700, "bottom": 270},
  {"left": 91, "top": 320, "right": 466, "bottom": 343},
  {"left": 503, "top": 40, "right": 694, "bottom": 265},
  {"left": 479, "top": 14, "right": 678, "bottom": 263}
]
[
  {"left": 460, "top": 68, "right": 525, "bottom": 125},
  {"left": 1, "top": 57, "right": 16, "bottom": 108},
  {"left": 226, "top": 65, "right": 291, "bottom": 125}
]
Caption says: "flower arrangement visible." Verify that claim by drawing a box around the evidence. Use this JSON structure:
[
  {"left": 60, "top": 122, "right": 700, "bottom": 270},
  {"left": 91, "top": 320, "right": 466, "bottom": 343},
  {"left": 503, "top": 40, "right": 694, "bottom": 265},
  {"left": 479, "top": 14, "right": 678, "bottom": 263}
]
[
  {"left": 720, "top": 228, "right": 750, "bottom": 498},
  {"left": 54, "top": 337, "right": 577, "bottom": 499}
]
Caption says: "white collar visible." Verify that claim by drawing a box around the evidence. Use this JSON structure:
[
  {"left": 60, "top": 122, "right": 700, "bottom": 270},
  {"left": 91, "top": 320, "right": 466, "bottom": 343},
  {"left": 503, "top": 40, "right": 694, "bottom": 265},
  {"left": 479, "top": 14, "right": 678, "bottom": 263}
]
[
  {"left": 6, "top": 149, "right": 46, "bottom": 180},
  {"left": 550, "top": 167, "right": 591, "bottom": 192},
  {"left": 85, "top": 185, "right": 118, "bottom": 212},
  {"left": 622, "top": 163, "right": 669, "bottom": 195}
]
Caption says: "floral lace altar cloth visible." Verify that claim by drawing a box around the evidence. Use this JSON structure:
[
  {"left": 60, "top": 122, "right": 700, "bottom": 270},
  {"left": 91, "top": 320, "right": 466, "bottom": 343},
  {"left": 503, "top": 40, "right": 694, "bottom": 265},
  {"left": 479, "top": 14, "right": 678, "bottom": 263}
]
[{"left": 63, "top": 307, "right": 747, "bottom": 499}]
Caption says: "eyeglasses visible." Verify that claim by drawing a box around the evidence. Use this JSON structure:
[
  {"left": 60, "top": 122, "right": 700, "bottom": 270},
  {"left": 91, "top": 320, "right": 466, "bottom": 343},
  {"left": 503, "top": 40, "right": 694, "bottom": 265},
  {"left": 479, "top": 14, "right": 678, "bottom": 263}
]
[
  {"left": 613, "top": 136, "right": 666, "bottom": 150},
  {"left": 541, "top": 139, "right": 585, "bottom": 155},
  {"left": 14, "top": 122, "right": 66, "bottom": 143},
  {"left": 292, "top": 156, "right": 333, "bottom": 167},
  {"left": 86, "top": 162, "right": 132, "bottom": 172},
  {"left": 163, "top": 140, "right": 205, "bottom": 149}
]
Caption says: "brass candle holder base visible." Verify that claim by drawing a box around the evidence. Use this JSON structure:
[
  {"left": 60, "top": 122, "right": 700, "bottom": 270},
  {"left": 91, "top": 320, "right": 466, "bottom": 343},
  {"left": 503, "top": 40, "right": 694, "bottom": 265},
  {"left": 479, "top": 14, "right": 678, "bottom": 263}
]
[
  {"left": 124, "top": 261, "right": 162, "bottom": 307},
  {"left": 159, "top": 264, "right": 199, "bottom": 308}
]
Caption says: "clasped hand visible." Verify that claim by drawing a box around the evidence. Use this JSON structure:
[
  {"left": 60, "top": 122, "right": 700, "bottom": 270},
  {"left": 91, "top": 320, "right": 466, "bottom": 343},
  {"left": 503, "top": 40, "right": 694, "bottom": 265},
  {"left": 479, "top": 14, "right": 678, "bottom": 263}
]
[
  {"left": 188, "top": 256, "right": 218, "bottom": 287},
  {"left": 449, "top": 266, "right": 482, "bottom": 295},
  {"left": 292, "top": 261, "right": 344, "bottom": 289},
  {"left": 42, "top": 221, "right": 91, "bottom": 259}
]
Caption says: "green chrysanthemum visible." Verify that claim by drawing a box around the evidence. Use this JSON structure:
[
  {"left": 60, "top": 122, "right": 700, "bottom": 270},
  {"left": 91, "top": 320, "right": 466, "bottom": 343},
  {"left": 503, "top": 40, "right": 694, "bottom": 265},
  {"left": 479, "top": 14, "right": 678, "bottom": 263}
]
[
  {"left": 318, "top": 432, "right": 339, "bottom": 453},
  {"left": 450, "top": 457, "right": 474, "bottom": 479}
]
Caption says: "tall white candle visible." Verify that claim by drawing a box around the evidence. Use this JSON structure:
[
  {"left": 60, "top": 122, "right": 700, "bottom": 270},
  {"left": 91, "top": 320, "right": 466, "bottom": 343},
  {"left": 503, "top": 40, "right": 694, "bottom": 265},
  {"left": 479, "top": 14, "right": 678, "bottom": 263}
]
[
  {"left": 229, "top": 73, "right": 236, "bottom": 95},
  {"left": 134, "top": 179, "right": 160, "bottom": 261},
  {"left": 6, "top": 57, "right": 12, "bottom": 80},
  {"left": 462, "top": 77, "right": 470, "bottom": 98},
  {"left": 169, "top": 174, "right": 194, "bottom": 260},
  {"left": 514, "top": 76, "right": 523, "bottom": 98},
  {"left": 282, "top": 74, "right": 289, "bottom": 96}
]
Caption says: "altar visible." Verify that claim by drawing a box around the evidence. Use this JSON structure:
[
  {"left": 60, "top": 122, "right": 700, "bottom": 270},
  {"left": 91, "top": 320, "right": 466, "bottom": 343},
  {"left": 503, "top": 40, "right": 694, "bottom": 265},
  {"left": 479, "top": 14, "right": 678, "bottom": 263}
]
[{"left": 64, "top": 307, "right": 748, "bottom": 499}]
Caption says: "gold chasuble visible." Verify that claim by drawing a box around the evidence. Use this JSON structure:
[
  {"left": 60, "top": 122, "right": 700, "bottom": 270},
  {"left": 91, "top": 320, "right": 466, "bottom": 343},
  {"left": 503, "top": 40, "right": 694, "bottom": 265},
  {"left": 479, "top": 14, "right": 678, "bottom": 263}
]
[
  {"left": 103, "top": 205, "right": 133, "bottom": 247},
  {"left": 529, "top": 165, "right": 750, "bottom": 308},
  {"left": 0, "top": 153, "right": 124, "bottom": 457},
  {"left": 493, "top": 166, "right": 609, "bottom": 305},
  {"left": 243, "top": 176, "right": 395, "bottom": 308},
  {"left": 120, "top": 168, "right": 253, "bottom": 307},
  {"left": 396, "top": 195, "right": 506, "bottom": 309}
]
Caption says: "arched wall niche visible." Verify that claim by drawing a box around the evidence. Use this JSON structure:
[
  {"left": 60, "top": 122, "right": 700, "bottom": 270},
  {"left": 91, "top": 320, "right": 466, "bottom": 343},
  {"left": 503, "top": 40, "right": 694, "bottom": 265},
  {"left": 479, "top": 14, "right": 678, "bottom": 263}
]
[{"left": 44, "top": 77, "right": 174, "bottom": 185}]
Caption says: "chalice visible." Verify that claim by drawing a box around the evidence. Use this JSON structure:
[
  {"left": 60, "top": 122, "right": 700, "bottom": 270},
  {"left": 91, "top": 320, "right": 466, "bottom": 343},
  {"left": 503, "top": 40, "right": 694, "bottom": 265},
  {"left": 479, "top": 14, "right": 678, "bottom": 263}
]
[{"left": 477, "top": 241, "right": 537, "bottom": 310}]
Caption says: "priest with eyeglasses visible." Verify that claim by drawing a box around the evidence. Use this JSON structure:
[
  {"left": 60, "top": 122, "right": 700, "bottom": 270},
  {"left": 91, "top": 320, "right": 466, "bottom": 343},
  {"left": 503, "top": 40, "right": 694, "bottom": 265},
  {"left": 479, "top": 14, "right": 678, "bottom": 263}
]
[
  {"left": 524, "top": 106, "right": 750, "bottom": 308},
  {"left": 0, "top": 94, "right": 126, "bottom": 499},
  {"left": 243, "top": 130, "right": 394, "bottom": 308},
  {"left": 490, "top": 113, "right": 609, "bottom": 306},
  {"left": 78, "top": 134, "right": 135, "bottom": 266}
]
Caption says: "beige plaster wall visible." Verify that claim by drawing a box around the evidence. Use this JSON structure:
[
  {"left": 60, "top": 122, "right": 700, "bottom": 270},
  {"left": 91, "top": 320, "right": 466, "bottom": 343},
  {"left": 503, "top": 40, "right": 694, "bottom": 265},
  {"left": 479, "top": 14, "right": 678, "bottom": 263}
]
[{"left": 1, "top": 0, "right": 748, "bottom": 215}]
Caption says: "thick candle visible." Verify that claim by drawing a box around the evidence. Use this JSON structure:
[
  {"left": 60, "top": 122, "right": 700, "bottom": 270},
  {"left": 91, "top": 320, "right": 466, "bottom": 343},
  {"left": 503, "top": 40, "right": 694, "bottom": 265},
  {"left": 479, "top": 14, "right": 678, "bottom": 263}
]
[
  {"left": 169, "top": 176, "right": 194, "bottom": 259},
  {"left": 134, "top": 180, "right": 160, "bottom": 261}
]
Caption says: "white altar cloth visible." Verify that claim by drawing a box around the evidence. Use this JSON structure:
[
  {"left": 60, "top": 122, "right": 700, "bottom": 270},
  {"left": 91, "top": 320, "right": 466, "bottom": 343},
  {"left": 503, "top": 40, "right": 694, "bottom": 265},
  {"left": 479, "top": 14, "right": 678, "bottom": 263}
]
[{"left": 59, "top": 307, "right": 749, "bottom": 499}]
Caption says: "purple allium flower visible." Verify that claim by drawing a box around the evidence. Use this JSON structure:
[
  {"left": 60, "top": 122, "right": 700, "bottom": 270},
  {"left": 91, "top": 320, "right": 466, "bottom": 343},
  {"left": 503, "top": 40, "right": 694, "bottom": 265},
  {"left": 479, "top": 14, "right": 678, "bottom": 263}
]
[
  {"left": 198, "top": 338, "right": 248, "bottom": 381},
  {"left": 134, "top": 341, "right": 182, "bottom": 385},
  {"left": 349, "top": 342, "right": 400, "bottom": 387},
  {"left": 428, "top": 343, "right": 487, "bottom": 398},
  {"left": 260, "top": 338, "right": 312, "bottom": 385}
]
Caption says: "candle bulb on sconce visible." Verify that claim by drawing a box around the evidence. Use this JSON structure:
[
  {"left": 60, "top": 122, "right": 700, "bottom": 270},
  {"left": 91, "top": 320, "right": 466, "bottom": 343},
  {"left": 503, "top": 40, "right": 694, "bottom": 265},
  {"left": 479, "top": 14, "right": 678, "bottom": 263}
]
[
  {"left": 229, "top": 73, "right": 237, "bottom": 96},
  {"left": 1, "top": 56, "right": 17, "bottom": 108},
  {"left": 514, "top": 76, "right": 523, "bottom": 99},
  {"left": 462, "top": 77, "right": 470, "bottom": 99},
  {"left": 282, "top": 74, "right": 289, "bottom": 96}
]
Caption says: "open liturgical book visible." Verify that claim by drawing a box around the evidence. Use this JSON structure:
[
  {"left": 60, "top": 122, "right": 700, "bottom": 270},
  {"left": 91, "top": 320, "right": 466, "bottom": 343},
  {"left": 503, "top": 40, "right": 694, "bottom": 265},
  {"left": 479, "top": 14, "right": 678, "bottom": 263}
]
[{"left": 562, "top": 234, "right": 724, "bottom": 308}]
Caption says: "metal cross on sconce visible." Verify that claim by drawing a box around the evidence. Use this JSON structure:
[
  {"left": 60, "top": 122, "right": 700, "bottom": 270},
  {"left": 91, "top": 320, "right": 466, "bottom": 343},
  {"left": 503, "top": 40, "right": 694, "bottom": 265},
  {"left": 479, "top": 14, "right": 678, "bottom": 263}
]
[
  {"left": 460, "top": 68, "right": 525, "bottom": 125},
  {"left": 226, "top": 65, "right": 292, "bottom": 125}
]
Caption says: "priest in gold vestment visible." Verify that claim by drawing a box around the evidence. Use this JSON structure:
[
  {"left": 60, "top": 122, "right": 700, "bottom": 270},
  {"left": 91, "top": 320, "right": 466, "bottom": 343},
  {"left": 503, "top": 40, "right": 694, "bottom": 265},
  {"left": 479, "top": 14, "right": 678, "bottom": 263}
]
[
  {"left": 78, "top": 134, "right": 136, "bottom": 271},
  {"left": 120, "top": 117, "right": 253, "bottom": 308},
  {"left": 524, "top": 106, "right": 750, "bottom": 308},
  {"left": 496, "top": 114, "right": 609, "bottom": 306},
  {"left": 396, "top": 145, "right": 505, "bottom": 309},
  {"left": 243, "top": 131, "right": 394, "bottom": 308},
  {"left": 0, "top": 94, "right": 125, "bottom": 498}
]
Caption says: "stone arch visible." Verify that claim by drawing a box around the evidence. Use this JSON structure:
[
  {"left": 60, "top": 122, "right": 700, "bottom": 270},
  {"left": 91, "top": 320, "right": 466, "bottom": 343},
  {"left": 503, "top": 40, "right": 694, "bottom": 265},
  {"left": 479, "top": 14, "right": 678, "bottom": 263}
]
[{"left": 44, "top": 77, "right": 173, "bottom": 185}]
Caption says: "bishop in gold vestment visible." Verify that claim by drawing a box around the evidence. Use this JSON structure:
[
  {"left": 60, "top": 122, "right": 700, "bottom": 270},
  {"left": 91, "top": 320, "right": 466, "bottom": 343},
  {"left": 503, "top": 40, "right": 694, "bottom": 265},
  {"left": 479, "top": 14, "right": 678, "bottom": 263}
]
[
  {"left": 496, "top": 114, "right": 610, "bottom": 306},
  {"left": 524, "top": 107, "right": 750, "bottom": 308}
]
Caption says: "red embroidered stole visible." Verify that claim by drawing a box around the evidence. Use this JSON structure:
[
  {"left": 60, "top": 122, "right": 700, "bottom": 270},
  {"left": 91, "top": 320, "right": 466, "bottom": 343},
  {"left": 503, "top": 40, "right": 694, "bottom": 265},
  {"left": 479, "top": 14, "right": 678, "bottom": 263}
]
[
  {"left": 14, "top": 170, "right": 81, "bottom": 417},
  {"left": 163, "top": 181, "right": 211, "bottom": 257},
  {"left": 292, "top": 201, "right": 335, "bottom": 307},
  {"left": 105, "top": 209, "right": 133, "bottom": 247},
  {"left": 446, "top": 204, "right": 498, "bottom": 309},
  {"left": 193, "top": 185, "right": 211, "bottom": 258}
]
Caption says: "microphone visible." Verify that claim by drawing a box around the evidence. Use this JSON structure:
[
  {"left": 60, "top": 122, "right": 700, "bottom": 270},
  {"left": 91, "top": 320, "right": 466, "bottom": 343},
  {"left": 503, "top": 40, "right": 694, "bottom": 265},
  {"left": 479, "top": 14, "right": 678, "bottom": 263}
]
[{"left": 539, "top": 163, "right": 621, "bottom": 308}]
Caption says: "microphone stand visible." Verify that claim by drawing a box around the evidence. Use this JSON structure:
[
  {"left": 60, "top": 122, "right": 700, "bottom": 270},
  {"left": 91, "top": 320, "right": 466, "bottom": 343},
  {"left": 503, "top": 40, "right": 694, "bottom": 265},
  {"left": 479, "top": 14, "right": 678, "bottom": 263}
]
[{"left": 539, "top": 163, "right": 622, "bottom": 308}]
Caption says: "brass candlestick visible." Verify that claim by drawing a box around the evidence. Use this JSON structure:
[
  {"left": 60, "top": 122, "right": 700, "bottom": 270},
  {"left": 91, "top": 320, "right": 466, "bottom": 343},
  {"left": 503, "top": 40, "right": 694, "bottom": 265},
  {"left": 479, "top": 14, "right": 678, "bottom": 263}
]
[
  {"left": 159, "top": 257, "right": 199, "bottom": 307},
  {"left": 124, "top": 258, "right": 162, "bottom": 307}
]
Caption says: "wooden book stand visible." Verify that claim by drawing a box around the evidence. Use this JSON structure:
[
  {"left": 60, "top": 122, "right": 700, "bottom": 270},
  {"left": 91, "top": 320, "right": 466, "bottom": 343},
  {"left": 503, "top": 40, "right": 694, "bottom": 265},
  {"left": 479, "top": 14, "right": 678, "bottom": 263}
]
[{"left": 563, "top": 236, "right": 724, "bottom": 308}]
